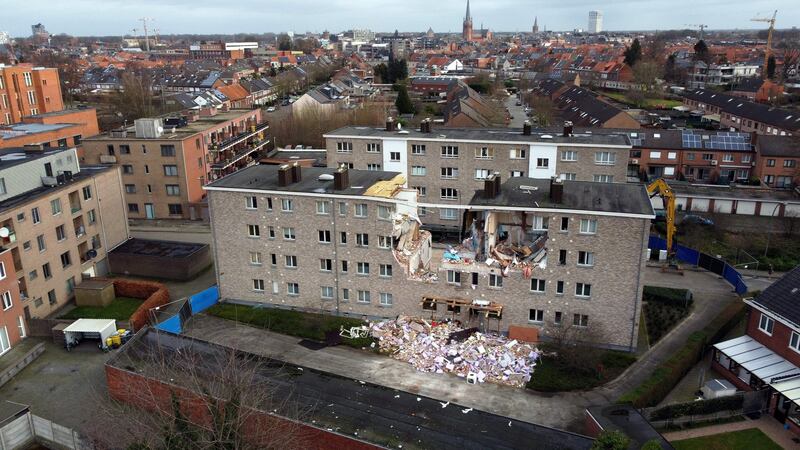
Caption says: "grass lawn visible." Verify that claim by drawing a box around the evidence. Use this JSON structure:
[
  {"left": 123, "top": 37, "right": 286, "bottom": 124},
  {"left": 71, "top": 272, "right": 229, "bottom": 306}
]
[
  {"left": 602, "top": 91, "right": 683, "bottom": 109},
  {"left": 207, "top": 303, "right": 374, "bottom": 348},
  {"left": 671, "top": 428, "right": 782, "bottom": 450},
  {"left": 527, "top": 350, "right": 636, "bottom": 392},
  {"left": 59, "top": 297, "right": 143, "bottom": 321}
]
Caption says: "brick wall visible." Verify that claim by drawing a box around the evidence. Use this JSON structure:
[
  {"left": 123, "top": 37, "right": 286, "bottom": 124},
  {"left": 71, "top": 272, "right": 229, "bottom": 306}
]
[
  {"left": 114, "top": 279, "right": 170, "bottom": 330},
  {"left": 746, "top": 308, "right": 800, "bottom": 368}
]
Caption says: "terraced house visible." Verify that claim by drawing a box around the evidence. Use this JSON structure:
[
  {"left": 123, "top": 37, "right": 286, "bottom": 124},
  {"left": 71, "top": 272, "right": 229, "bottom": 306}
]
[
  {"left": 323, "top": 121, "right": 631, "bottom": 231},
  {"left": 206, "top": 164, "right": 653, "bottom": 351}
]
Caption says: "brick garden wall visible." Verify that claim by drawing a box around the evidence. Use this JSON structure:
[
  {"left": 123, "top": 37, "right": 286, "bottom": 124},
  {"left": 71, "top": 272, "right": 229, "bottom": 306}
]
[{"left": 112, "top": 279, "right": 171, "bottom": 331}]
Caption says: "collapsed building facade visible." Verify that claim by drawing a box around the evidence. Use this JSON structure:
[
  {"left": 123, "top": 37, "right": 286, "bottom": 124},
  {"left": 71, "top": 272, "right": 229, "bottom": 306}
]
[{"left": 205, "top": 163, "right": 653, "bottom": 351}]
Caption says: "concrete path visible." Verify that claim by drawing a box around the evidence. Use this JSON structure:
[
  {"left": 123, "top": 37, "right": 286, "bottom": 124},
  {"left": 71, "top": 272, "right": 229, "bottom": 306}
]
[
  {"left": 663, "top": 416, "right": 799, "bottom": 449},
  {"left": 183, "top": 268, "right": 752, "bottom": 432}
]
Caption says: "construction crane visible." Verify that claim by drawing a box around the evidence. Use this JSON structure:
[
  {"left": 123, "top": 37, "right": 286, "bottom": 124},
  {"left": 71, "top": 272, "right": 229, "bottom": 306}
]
[
  {"left": 647, "top": 179, "right": 678, "bottom": 263},
  {"left": 139, "top": 17, "right": 154, "bottom": 52},
  {"left": 752, "top": 10, "right": 777, "bottom": 80},
  {"left": 685, "top": 24, "right": 708, "bottom": 41}
]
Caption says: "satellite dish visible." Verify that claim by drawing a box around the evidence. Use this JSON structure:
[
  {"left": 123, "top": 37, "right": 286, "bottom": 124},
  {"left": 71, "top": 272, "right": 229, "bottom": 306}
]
[
  {"left": 0, "top": 228, "right": 8, "bottom": 238},
  {"left": 87, "top": 249, "right": 98, "bottom": 259},
  {"left": 157, "top": 126, "right": 164, "bottom": 133}
]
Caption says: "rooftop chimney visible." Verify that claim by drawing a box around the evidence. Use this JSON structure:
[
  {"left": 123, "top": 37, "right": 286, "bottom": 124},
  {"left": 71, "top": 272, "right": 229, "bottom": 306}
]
[
  {"left": 290, "top": 162, "right": 302, "bottom": 183},
  {"left": 334, "top": 163, "right": 350, "bottom": 190},
  {"left": 484, "top": 172, "right": 501, "bottom": 198},
  {"left": 385, "top": 117, "right": 395, "bottom": 132},
  {"left": 523, "top": 120, "right": 532, "bottom": 136},
  {"left": 278, "top": 164, "right": 292, "bottom": 186},
  {"left": 550, "top": 176, "right": 564, "bottom": 203},
  {"left": 562, "top": 121, "right": 573, "bottom": 138}
]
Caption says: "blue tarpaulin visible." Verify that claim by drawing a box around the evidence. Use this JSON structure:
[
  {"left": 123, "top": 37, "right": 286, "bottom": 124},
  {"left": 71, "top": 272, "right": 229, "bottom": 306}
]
[
  {"left": 648, "top": 236, "right": 748, "bottom": 294},
  {"left": 189, "top": 286, "right": 220, "bottom": 314},
  {"left": 155, "top": 315, "right": 182, "bottom": 334}
]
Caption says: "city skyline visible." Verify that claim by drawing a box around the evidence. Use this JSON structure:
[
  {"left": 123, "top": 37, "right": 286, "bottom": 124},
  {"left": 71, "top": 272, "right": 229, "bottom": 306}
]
[{"left": 1, "top": 0, "right": 797, "bottom": 37}]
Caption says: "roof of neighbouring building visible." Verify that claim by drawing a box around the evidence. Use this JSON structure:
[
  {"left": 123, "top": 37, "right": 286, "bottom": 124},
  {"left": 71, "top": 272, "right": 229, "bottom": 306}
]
[
  {"left": 750, "top": 265, "right": 800, "bottom": 326},
  {"left": 110, "top": 238, "right": 207, "bottom": 259},
  {"left": 468, "top": 177, "right": 654, "bottom": 217},
  {"left": 756, "top": 135, "right": 800, "bottom": 157},
  {"left": 683, "top": 89, "right": 800, "bottom": 132}
]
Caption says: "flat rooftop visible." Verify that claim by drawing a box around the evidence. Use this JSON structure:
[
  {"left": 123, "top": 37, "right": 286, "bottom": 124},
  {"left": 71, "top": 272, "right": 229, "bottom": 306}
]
[
  {"left": 469, "top": 178, "right": 655, "bottom": 217},
  {"left": 325, "top": 126, "right": 631, "bottom": 147},
  {"left": 84, "top": 109, "right": 262, "bottom": 141},
  {"left": 25, "top": 107, "right": 97, "bottom": 119},
  {"left": 0, "top": 146, "right": 72, "bottom": 170},
  {"left": 110, "top": 238, "right": 207, "bottom": 259},
  {"left": 0, "top": 165, "right": 113, "bottom": 213},
  {"left": 206, "top": 165, "right": 402, "bottom": 197},
  {"left": 109, "top": 330, "right": 594, "bottom": 450},
  {"left": 0, "top": 123, "right": 75, "bottom": 142},
  {"left": 668, "top": 182, "right": 800, "bottom": 202}
]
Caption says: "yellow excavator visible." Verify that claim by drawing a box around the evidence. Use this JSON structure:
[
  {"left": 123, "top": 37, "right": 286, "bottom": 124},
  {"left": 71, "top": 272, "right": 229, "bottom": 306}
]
[{"left": 646, "top": 179, "right": 680, "bottom": 269}]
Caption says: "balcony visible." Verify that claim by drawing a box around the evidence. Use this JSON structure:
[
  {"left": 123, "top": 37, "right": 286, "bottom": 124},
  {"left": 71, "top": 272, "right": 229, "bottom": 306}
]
[
  {"left": 68, "top": 191, "right": 81, "bottom": 214},
  {"left": 209, "top": 122, "right": 270, "bottom": 152},
  {"left": 0, "top": 220, "right": 16, "bottom": 247},
  {"left": 211, "top": 139, "right": 271, "bottom": 171},
  {"left": 99, "top": 155, "right": 117, "bottom": 164},
  {"left": 73, "top": 216, "right": 86, "bottom": 238}
]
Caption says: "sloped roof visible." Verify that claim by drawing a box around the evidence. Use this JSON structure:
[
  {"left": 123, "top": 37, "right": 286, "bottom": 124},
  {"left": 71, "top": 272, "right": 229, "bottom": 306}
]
[
  {"left": 749, "top": 265, "right": 800, "bottom": 328},
  {"left": 683, "top": 89, "right": 800, "bottom": 132}
]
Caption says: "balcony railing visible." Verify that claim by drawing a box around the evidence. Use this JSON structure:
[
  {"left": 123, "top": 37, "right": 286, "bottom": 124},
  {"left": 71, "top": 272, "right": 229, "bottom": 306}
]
[
  {"left": 209, "top": 122, "right": 270, "bottom": 152},
  {"left": 211, "top": 139, "right": 271, "bottom": 171}
]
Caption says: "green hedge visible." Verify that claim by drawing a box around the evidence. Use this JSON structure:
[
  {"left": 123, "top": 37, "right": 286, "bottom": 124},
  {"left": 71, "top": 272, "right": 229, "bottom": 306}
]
[
  {"left": 527, "top": 351, "right": 637, "bottom": 392},
  {"left": 618, "top": 301, "right": 745, "bottom": 408},
  {"left": 643, "top": 286, "right": 692, "bottom": 306},
  {"left": 650, "top": 395, "right": 744, "bottom": 421}
]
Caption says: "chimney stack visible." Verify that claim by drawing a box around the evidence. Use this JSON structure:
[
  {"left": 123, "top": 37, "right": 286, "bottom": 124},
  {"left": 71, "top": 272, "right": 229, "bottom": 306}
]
[
  {"left": 420, "top": 118, "right": 432, "bottom": 133},
  {"left": 550, "top": 176, "right": 564, "bottom": 203},
  {"left": 523, "top": 120, "right": 532, "bottom": 136},
  {"left": 484, "top": 172, "right": 501, "bottom": 198},
  {"left": 278, "top": 164, "right": 292, "bottom": 186},
  {"left": 385, "top": 117, "right": 395, "bottom": 132},
  {"left": 562, "top": 121, "right": 573, "bottom": 137},
  {"left": 290, "top": 162, "right": 302, "bottom": 183},
  {"left": 334, "top": 163, "right": 350, "bottom": 190},
  {"left": 23, "top": 144, "right": 45, "bottom": 153}
]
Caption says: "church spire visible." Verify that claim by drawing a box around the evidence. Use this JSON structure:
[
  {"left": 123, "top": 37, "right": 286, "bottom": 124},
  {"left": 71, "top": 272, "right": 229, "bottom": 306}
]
[{"left": 465, "top": 0, "right": 472, "bottom": 21}]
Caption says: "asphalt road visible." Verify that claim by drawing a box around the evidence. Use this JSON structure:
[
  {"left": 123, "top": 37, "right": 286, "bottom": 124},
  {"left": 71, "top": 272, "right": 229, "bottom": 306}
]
[{"left": 504, "top": 94, "right": 528, "bottom": 128}]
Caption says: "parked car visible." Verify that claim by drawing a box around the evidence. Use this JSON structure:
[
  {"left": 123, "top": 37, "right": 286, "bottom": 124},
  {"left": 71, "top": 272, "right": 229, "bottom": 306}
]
[
  {"left": 681, "top": 214, "right": 715, "bottom": 226},
  {"left": 266, "top": 106, "right": 276, "bottom": 112}
]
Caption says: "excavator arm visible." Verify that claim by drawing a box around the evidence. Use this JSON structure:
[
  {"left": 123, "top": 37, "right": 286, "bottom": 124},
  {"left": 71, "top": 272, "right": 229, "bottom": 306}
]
[{"left": 646, "top": 179, "right": 677, "bottom": 257}]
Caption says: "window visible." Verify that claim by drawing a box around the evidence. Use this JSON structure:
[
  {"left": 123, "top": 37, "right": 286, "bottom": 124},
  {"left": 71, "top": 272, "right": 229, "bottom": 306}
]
[
  {"left": 281, "top": 199, "right": 293, "bottom": 212},
  {"left": 60, "top": 251, "right": 72, "bottom": 268},
  {"left": 475, "top": 169, "right": 490, "bottom": 180},
  {"left": 489, "top": 274, "right": 503, "bottom": 288},
  {"left": 321, "top": 286, "right": 334, "bottom": 299},
  {"left": 560, "top": 217, "right": 569, "bottom": 232},
  {"left": 168, "top": 204, "right": 183, "bottom": 215},
  {"left": 666, "top": 152, "right": 677, "bottom": 160},
  {"left": 55, "top": 225, "right": 66, "bottom": 241},
  {"left": 686, "top": 153, "right": 695, "bottom": 161},
  {"left": 42, "top": 263, "right": 52, "bottom": 280},
  {"left": 2, "top": 291, "right": 12, "bottom": 310},
  {"left": 268, "top": 226, "right": 275, "bottom": 239},
  {"left": 785, "top": 160, "right": 797, "bottom": 168},
  {"left": 160, "top": 145, "right": 176, "bottom": 157},
  {"left": 411, "top": 166, "right": 427, "bottom": 176},
  {"left": 561, "top": 173, "right": 577, "bottom": 181},
  {"left": 447, "top": 270, "right": 461, "bottom": 285},
  {"left": 122, "top": 165, "right": 134, "bottom": 174},
  {"left": 253, "top": 279, "right": 265, "bottom": 291},
  {"left": 27, "top": 90, "right": 36, "bottom": 105},
  {"left": 270, "top": 254, "right": 277, "bottom": 266},
  {"left": 355, "top": 204, "right": 367, "bottom": 217},
  {"left": 554, "top": 311, "right": 563, "bottom": 325},
  {"left": 51, "top": 198, "right": 62, "bottom": 215},
  {"left": 758, "top": 313, "right": 774, "bottom": 335},
  {"left": 528, "top": 309, "right": 544, "bottom": 323},
  {"left": 531, "top": 216, "right": 548, "bottom": 231},
  {"left": 575, "top": 283, "right": 592, "bottom": 298},
  {"left": 766, "top": 159, "right": 776, "bottom": 167},
  {"left": 790, "top": 332, "right": 800, "bottom": 353},
  {"left": 283, "top": 227, "right": 296, "bottom": 240},
  {"left": 166, "top": 185, "right": 180, "bottom": 196},
  {"left": 28, "top": 269, "right": 37, "bottom": 280},
  {"left": 47, "top": 289, "right": 57, "bottom": 305},
  {"left": 536, "top": 158, "right": 549, "bottom": 168},
  {"left": 595, "top": 152, "right": 616, "bottom": 165},
  {"left": 558, "top": 250, "right": 567, "bottom": 265},
  {"left": 390, "top": 152, "right": 400, "bottom": 162},
  {"left": 338, "top": 202, "right": 347, "bottom": 216},
  {"left": 593, "top": 174, "right": 613, "bottom": 183},
  {"left": 32, "top": 207, "right": 41, "bottom": 224},
  {"left": 145, "top": 165, "right": 151, "bottom": 174},
  {"left": 440, "top": 208, "right": 458, "bottom": 221},
  {"left": 163, "top": 165, "right": 178, "bottom": 176},
  {"left": 722, "top": 154, "right": 734, "bottom": 163},
  {"left": 355, "top": 233, "right": 369, "bottom": 247},
  {"left": 441, "top": 145, "right": 459, "bottom": 158},
  {"left": 579, "top": 219, "right": 598, "bottom": 234},
  {"left": 573, "top": 314, "right": 589, "bottom": 327},
  {"left": 340, "top": 232, "right": 347, "bottom": 245},
  {"left": 379, "top": 292, "right": 393, "bottom": 306},
  {"left": 36, "top": 235, "right": 46, "bottom": 252},
  {"left": 649, "top": 151, "right": 661, "bottom": 159},
  {"left": 367, "top": 164, "right": 381, "bottom": 171},
  {"left": 320, "top": 259, "right": 333, "bottom": 272},
  {"left": 147, "top": 185, "right": 153, "bottom": 193},
  {"left": 342, "top": 288, "right": 350, "bottom": 302},
  {"left": 316, "top": 200, "right": 330, "bottom": 215},
  {"left": 285, "top": 255, "right": 298, "bottom": 268},
  {"left": 556, "top": 281, "right": 564, "bottom": 295},
  {"left": 379, "top": 264, "right": 392, "bottom": 277},
  {"left": 365, "top": 143, "right": 380, "bottom": 153},
  {"left": 441, "top": 167, "right": 458, "bottom": 179},
  {"left": 377, "top": 205, "right": 392, "bottom": 220},
  {"left": 411, "top": 144, "right": 426, "bottom": 155},
  {"left": 318, "top": 230, "right": 332, "bottom": 243},
  {"left": 336, "top": 141, "right": 353, "bottom": 153},
  {"left": 266, "top": 198, "right": 273, "bottom": 210},
  {"left": 357, "top": 262, "right": 370, "bottom": 275},
  {"left": 378, "top": 235, "right": 392, "bottom": 249},
  {"left": 742, "top": 154, "right": 752, "bottom": 163},
  {"left": 510, "top": 170, "right": 525, "bottom": 178},
  {"left": 249, "top": 252, "right": 262, "bottom": 265},
  {"left": 248, "top": 224, "right": 260, "bottom": 237},
  {"left": 357, "top": 290, "right": 371, "bottom": 303},
  {"left": 510, "top": 148, "right": 526, "bottom": 159},
  {"left": 561, "top": 150, "right": 577, "bottom": 161},
  {"left": 246, "top": 196, "right": 258, "bottom": 209},
  {"left": 0, "top": 263, "right": 4, "bottom": 280},
  {"left": 128, "top": 203, "right": 139, "bottom": 214},
  {"left": 440, "top": 188, "right": 458, "bottom": 200},
  {"left": 23, "top": 241, "right": 31, "bottom": 251},
  {"left": 287, "top": 283, "right": 300, "bottom": 296},
  {"left": 578, "top": 251, "right": 595, "bottom": 266},
  {"left": 119, "top": 144, "right": 131, "bottom": 154},
  {"left": 125, "top": 184, "right": 137, "bottom": 194},
  {"left": 341, "top": 260, "right": 349, "bottom": 273},
  {"left": 530, "top": 278, "right": 545, "bottom": 293},
  {"left": 82, "top": 186, "right": 92, "bottom": 201},
  {"left": 701, "top": 153, "right": 713, "bottom": 161},
  {"left": 475, "top": 147, "right": 494, "bottom": 159}
]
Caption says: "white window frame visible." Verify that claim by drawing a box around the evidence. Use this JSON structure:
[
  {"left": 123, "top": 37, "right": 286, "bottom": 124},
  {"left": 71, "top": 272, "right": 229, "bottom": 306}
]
[
  {"left": 447, "top": 270, "right": 461, "bottom": 285},
  {"left": 354, "top": 203, "right": 368, "bottom": 218},
  {"left": 475, "top": 147, "right": 494, "bottom": 160},
  {"left": 249, "top": 252, "right": 262, "bottom": 265},
  {"left": 441, "top": 145, "right": 459, "bottom": 158},
  {"left": 575, "top": 283, "right": 592, "bottom": 298},
  {"left": 252, "top": 279, "right": 265, "bottom": 292},
  {"left": 1, "top": 291, "right": 12, "bottom": 310},
  {"left": 560, "top": 150, "right": 577, "bottom": 162},
  {"left": 357, "top": 262, "right": 370, "bottom": 276},
  {"left": 379, "top": 264, "right": 392, "bottom": 278},
  {"left": 321, "top": 286, "right": 334, "bottom": 299},
  {"left": 247, "top": 224, "right": 260, "bottom": 238},
  {"left": 489, "top": 274, "right": 503, "bottom": 289},
  {"left": 528, "top": 309, "right": 544, "bottom": 323},
  {"left": 440, "top": 188, "right": 458, "bottom": 200},
  {"left": 530, "top": 278, "right": 545, "bottom": 293},
  {"left": 579, "top": 219, "right": 598, "bottom": 234},
  {"left": 316, "top": 200, "right": 330, "bottom": 215},
  {"left": 357, "top": 290, "right": 371, "bottom": 303},
  {"left": 790, "top": 331, "right": 800, "bottom": 353},
  {"left": 283, "top": 227, "right": 296, "bottom": 240},
  {"left": 510, "top": 148, "right": 526, "bottom": 159},
  {"left": 281, "top": 199, "right": 293, "bottom": 212},
  {"left": 336, "top": 141, "right": 353, "bottom": 153},
  {"left": 378, "top": 235, "right": 392, "bottom": 249},
  {"left": 577, "top": 251, "right": 595, "bottom": 267},
  {"left": 440, "top": 208, "right": 458, "bottom": 221},
  {"left": 287, "top": 283, "right": 300, "bottom": 296},
  {"left": 595, "top": 152, "right": 616, "bottom": 165},
  {"left": 758, "top": 313, "right": 774, "bottom": 336},
  {"left": 411, "top": 166, "right": 427, "bottom": 176},
  {"left": 366, "top": 143, "right": 381, "bottom": 153},
  {"left": 379, "top": 292, "right": 393, "bottom": 306},
  {"left": 475, "top": 169, "right": 490, "bottom": 180},
  {"left": 411, "top": 144, "right": 426, "bottom": 155},
  {"left": 284, "top": 255, "right": 298, "bottom": 268}
]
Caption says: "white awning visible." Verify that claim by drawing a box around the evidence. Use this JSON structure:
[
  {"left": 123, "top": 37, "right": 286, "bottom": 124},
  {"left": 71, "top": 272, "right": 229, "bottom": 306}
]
[
  {"left": 63, "top": 318, "right": 117, "bottom": 334},
  {"left": 714, "top": 335, "right": 800, "bottom": 382},
  {"left": 771, "top": 376, "right": 800, "bottom": 403}
]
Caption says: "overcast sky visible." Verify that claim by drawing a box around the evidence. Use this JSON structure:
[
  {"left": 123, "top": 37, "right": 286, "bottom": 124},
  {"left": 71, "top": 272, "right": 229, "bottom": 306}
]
[{"left": 2, "top": 0, "right": 797, "bottom": 36}]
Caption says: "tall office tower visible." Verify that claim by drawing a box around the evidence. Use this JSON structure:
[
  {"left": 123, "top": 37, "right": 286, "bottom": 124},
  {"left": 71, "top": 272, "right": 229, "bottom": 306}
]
[{"left": 589, "top": 11, "right": 603, "bottom": 34}]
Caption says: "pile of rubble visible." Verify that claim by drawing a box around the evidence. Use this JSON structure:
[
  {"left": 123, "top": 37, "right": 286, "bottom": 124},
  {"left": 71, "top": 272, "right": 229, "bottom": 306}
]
[{"left": 370, "top": 316, "right": 539, "bottom": 388}]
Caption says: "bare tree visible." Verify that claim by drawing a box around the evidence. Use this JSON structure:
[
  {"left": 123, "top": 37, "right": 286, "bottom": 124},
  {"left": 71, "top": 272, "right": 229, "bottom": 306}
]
[
  {"left": 546, "top": 323, "right": 608, "bottom": 376},
  {"left": 113, "top": 69, "right": 157, "bottom": 122},
  {"left": 88, "top": 336, "right": 311, "bottom": 450},
  {"left": 271, "top": 104, "right": 385, "bottom": 148}
]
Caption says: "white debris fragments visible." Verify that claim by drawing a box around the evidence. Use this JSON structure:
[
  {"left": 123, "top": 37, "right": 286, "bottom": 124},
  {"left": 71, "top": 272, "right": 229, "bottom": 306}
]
[{"left": 370, "top": 315, "right": 539, "bottom": 388}]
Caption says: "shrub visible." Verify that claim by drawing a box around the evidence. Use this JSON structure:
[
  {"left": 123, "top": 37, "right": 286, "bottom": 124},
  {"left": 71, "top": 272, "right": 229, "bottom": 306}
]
[
  {"left": 591, "top": 430, "right": 630, "bottom": 450},
  {"left": 641, "top": 440, "right": 662, "bottom": 450},
  {"left": 650, "top": 395, "right": 744, "bottom": 421}
]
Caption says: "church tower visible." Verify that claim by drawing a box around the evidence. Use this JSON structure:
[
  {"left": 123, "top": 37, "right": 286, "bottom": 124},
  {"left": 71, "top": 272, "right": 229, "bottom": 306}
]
[
  {"left": 533, "top": 16, "right": 539, "bottom": 34},
  {"left": 462, "top": 0, "right": 473, "bottom": 41}
]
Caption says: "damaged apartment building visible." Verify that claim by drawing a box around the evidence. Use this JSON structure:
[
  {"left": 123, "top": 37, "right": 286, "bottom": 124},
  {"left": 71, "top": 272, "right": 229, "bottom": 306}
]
[
  {"left": 322, "top": 120, "right": 631, "bottom": 232},
  {"left": 205, "top": 162, "right": 653, "bottom": 351}
]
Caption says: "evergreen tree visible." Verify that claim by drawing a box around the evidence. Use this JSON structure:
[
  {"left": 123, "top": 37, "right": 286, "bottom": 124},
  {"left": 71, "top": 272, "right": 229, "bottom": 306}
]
[
  {"left": 395, "top": 85, "right": 415, "bottom": 114},
  {"left": 624, "top": 39, "right": 642, "bottom": 66},
  {"left": 693, "top": 40, "right": 711, "bottom": 64}
]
